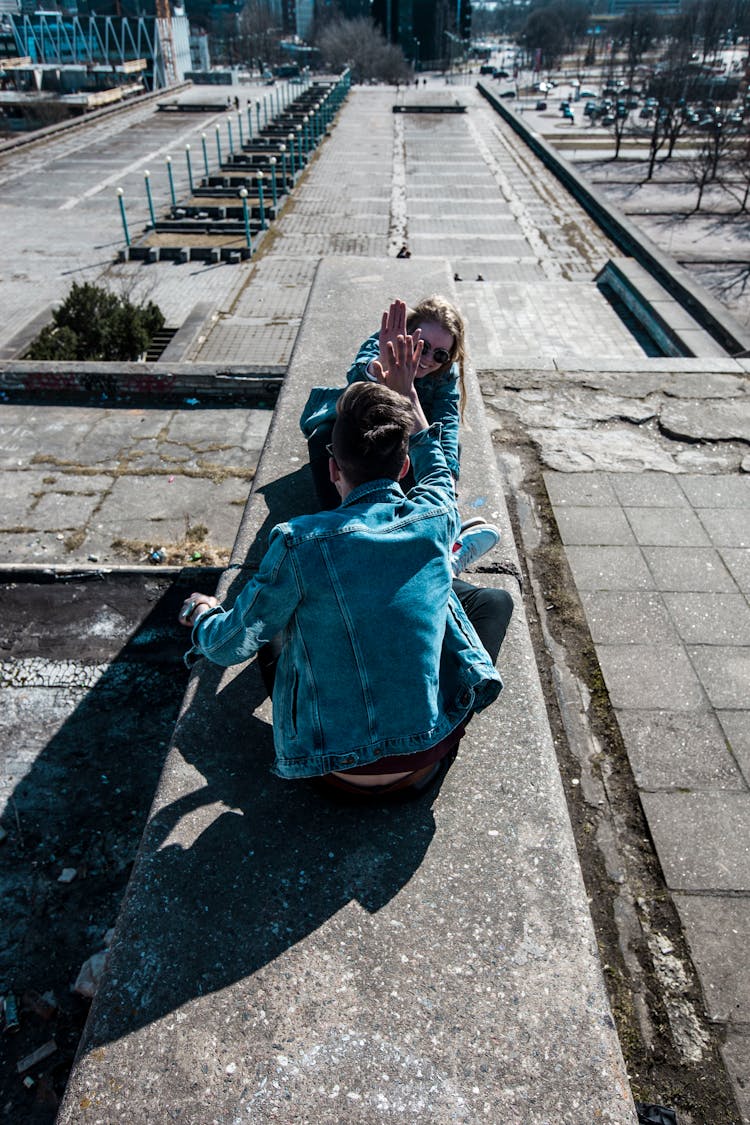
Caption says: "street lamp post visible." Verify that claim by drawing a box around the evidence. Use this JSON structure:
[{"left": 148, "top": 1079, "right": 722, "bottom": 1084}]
[
  {"left": 116, "top": 187, "right": 131, "bottom": 246},
  {"left": 269, "top": 156, "right": 277, "bottom": 208},
  {"left": 239, "top": 187, "right": 253, "bottom": 253},
  {"left": 143, "top": 169, "right": 156, "bottom": 227},
  {"left": 185, "top": 145, "right": 194, "bottom": 193},
  {"left": 256, "top": 172, "right": 266, "bottom": 229},
  {"left": 166, "top": 156, "right": 176, "bottom": 207}
]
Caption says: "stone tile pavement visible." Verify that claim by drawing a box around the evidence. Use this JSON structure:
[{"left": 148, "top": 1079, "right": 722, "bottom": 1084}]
[
  {"left": 545, "top": 468, "right": 750, "bottom": 1120},
  {"left": 0, "top": 403, "right": 271, "bottom": 565}
]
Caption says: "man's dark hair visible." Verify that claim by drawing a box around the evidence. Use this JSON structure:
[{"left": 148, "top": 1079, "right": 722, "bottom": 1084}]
[{"left": 332, "top": 382, "right": 413, "bottom": 487}]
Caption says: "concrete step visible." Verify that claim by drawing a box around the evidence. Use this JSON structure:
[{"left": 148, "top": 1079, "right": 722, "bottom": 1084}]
[{"left": 57, "top": 257, "right": 636, "bottom": 1124}]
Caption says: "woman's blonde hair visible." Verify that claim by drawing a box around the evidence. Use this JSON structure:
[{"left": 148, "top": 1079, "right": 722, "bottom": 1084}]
[{"left": 406, "top": 295, "right": 467, "bottom": 416}]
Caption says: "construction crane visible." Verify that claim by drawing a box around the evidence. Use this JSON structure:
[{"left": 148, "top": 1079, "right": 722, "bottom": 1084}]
[{"left": 155, "top": 0, "right": 178, "bottom": 87}]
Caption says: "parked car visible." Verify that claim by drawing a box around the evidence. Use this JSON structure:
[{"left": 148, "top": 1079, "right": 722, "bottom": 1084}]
[
  {"left": 494, "top": 68, "right": 509, "bottom": 79},
  {"left": 601, "top": 114, "right": 616, "bottom": 126},
  {"left": 535, "top": 100, "right": 547, "bottom": 111},
  {"left": 500, "top": 90, "right": 516, "bottom": 98},
  {"left": 580, "top": 88, "right": 597, "bottom": 98},
  {"left": 583, "top": 101, "right": 598, "bottom": 116}
]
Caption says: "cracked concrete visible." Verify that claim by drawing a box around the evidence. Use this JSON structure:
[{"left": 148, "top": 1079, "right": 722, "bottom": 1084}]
[{"left": 0, "top": 404, "right": 272, "bottom": 565}]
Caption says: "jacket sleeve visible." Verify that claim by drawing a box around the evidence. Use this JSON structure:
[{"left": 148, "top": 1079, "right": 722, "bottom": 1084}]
[
  {"left": 420, "top": 367, "right": 460, "bottom": 480},
  {"left": 186, "top": 527, "right": 302, "bottom": 667},
  {"left": 346, "top": 331, "right": 379, "bottom": 385},
  {"left": 408, "top": 425, "right": 461, "bottom": 542}
]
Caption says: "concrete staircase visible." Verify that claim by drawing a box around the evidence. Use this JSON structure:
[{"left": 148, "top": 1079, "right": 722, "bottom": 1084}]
[{"left": 57, "top": 257, "right": 636, "bottom": 1123}]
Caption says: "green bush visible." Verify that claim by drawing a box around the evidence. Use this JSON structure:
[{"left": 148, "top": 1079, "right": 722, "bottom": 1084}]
[{"left": 26, "top": 282, "right": 165, "bottom": 362}]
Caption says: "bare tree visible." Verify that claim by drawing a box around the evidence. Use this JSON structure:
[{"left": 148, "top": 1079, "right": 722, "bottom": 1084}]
[
  {"left": 315, "top": 17, "right": 411, "bottom": 84},
  {"left": 723, "top": 120, "right": 750, "bottom": 212},
  {"left": 238, "top": 0, "right": 283, "bottom": 73},
  {"left": 689, "top": 113, "right": 744, "bottom": 210}
]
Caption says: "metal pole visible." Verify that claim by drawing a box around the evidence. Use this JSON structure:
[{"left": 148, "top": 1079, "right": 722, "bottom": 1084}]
[
  {"left": 227, "top": 118, "right": 234, "bottom": 154},
  {"left": 279, "top": 145, "right": 287, "bottom": 188},
  {"left": 247, "top": 102, "right": 253, "bottom": 140},
  {"left": 256, "top": 101, "right": 261, "bottom": 131},
  {"left": 185, "top": 144, "right": 194, "bottom": 193},
  {"left": 201, "top": 132, "right": 209, "bottom": 176},
  {"left": 237, "top": 111, "right": 244, "bottom": 147},
  {"left": 239, "top": 187, "right": 253, "bottom": 253},
  {"left": 117, "top": 187, "right": 131, "bottom": 246},
  {"left": 263, "top": 96, "right": 268, "bottom": 126},
  {"left": 166, "top": 156, "right": 176, "bottom": 206},
  {"left": 288, "top": 132, "right": 296, "bottom": 177},
  {"left": 215, "top": 124, "right": 222, "bottom": 166},
  {"left": 269, "top": 156, "right": 277, "bottom": 207},
  {"left": 144, "top": 169, "right": 156, "bottom": 226},
  {"left": 256, "top": 172, "right": 266, "bottom": 229},
  {"left": 296, "top": 123, "right": 304, "bottom": 165}
]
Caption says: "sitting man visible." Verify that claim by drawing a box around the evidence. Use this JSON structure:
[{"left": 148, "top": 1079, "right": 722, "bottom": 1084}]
[{"left": 178, "top": 333, "right": 512, "bottom": 798}]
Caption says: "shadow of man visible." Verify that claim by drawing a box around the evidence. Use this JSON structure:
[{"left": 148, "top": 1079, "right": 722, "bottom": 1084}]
[{"left": 82, "top": 658, "right": 442, "bottom": 1046}]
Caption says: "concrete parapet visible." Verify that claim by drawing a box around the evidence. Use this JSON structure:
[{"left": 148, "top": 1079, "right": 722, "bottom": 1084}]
[
  {"left": 0, "top": 360, "right": 281, "bottom": 402},
  {"left": 478, "top": 81, "right": 750, "bottom": 358},
  {"left": 57, "top": 257, "right": 635, "bottom": 1122},
  {"left": 596, "top": 258, "right": 729, "bottom": 359}
]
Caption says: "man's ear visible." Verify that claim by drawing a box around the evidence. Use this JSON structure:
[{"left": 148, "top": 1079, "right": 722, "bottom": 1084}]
[
  {"left": 398, "top": 454, "right": 411, "bottom": 481},
  {"left": 329, "top": 456, "right": 342, "bottom": 487}
]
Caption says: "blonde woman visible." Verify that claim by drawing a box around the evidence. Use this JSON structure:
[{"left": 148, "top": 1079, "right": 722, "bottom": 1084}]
[{"left": 305, "top": 297, "right": 499, "bottom": 573}]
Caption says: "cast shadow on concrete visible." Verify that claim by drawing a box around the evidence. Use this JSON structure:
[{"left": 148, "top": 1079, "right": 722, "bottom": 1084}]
[
  {"left": 81, "top": 658, "right": 442, "bottom": 1049},
  {"left": 0, "top": 576, "right": 194, "bottom": 1084},
  {"left": 225, "top": 461, "right": 320, "bottom": 583}
]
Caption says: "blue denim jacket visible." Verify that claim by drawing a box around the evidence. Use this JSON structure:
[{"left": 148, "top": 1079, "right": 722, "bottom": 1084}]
[
  {"left": 187, "top": 425, "right": 501, "bottom": 779},
  {"left": 348, "top": 332, "right": 461, "bottom": 480}
]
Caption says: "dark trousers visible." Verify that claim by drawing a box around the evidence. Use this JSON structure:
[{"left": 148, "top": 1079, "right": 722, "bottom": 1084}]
[
  {"left": 258, "top": 579, "right": 513, "bottom": 698},
  {"left": 307, "top": 422, "right": 339, "bottom": 510}
]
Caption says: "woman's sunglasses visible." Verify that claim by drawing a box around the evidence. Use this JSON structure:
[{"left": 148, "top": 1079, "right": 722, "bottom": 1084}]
[{"left": 420, "top": 340, "right": 452, "bottom": 366}]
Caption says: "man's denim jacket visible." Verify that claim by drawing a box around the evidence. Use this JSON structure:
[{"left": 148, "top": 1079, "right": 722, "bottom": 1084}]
[{"left": 187, "top": 425, "right": 502, "bottom": 779}]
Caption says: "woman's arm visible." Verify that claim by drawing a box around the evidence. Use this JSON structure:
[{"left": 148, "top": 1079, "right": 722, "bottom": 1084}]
[
  {"left": 346, "top": 331, "right": 380, "bottom": 384},
  {"left": 420, "top": 370, "right": 461, "bottom": 481}
]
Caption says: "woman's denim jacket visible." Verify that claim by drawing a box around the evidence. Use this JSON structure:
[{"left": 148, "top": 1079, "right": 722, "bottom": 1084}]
[
  {"left": 187, "top": 425, "right": 502, "bottom": 779},
  {"left": 348, "top": 332, "right": 461, "bottom": 480}
]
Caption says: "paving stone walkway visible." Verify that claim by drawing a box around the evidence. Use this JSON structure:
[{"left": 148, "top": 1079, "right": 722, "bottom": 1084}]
[{"left": 545, "top": 468, "right": 750, "bottom": 1120}]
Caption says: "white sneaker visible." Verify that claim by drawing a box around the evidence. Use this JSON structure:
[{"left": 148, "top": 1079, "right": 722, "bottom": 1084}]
[
  {"left": 460, "top": 516, "right": 490, "bottom": 534},
  {"left": 451, "top": 524, "right": 501, "bottom": 576}
]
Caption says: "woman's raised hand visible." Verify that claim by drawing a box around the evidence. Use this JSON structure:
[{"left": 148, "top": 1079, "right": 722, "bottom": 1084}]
[
  {"left": 377, "top": 299, "right": 421, "bottom": 373},
  {"left": 371, "top": 333, "right": 427, "bottom": 435}
]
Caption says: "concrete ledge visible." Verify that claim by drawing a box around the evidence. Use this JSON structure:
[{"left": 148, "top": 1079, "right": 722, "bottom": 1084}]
[
  {"left": 157, "top": 303, "right": 216, "bottom": 363},
  {"left": 0, "top": 82, "right": 192, "bottom": 156},
  {"left": 0, "top": 304, "right": 54, "bottom": 361},
  {"left": 596, "top": 258, "right": 729, "bottom": 359},
  {"left": 478, "top": 81, "right": 750, "bottom": 358},
  {"left": 0, "top": 360, "right": 282, "bottom": 402},
  {"left": 392, "top": 104, "right": 467, "bottom": 113},
  {"left": 57, "top": 257, "right": 635, "bottom": 1123}
]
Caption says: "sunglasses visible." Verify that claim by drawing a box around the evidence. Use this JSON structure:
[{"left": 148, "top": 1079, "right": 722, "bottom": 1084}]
[{"left": 420, "top": 339, "right": 452, "bottom": 366}]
